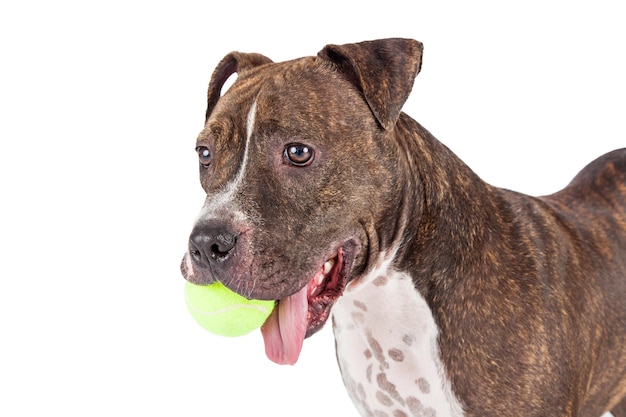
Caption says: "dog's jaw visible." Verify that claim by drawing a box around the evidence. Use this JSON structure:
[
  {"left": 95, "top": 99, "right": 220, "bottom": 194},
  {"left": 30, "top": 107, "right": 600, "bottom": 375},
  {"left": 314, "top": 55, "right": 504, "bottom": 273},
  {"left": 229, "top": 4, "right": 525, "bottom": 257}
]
[
  {"left": 261, "top": 243, "right": 357, "bottom": 365},
  {"left": 261, "top": 242, "right": 355, "bottom": 365}
]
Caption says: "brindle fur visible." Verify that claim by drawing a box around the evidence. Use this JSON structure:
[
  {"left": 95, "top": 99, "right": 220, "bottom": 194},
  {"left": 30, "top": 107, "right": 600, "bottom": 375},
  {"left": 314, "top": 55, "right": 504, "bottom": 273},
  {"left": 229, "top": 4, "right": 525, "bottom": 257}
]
[{"left": 184, "top": 39, "right": 626, "bottom": 416}]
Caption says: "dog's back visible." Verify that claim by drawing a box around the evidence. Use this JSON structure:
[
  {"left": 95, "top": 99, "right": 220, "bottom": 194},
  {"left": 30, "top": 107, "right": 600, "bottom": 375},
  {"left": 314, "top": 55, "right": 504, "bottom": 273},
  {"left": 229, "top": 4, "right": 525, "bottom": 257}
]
[
  {"left": 553, "top": 148, "right": 626, "bottom": 208},
  {"left": 545, "top": 149, "right": 626, "bottom": 262},
  {"left": 543, "top": 149, "right": 626, "bottom": 415}
]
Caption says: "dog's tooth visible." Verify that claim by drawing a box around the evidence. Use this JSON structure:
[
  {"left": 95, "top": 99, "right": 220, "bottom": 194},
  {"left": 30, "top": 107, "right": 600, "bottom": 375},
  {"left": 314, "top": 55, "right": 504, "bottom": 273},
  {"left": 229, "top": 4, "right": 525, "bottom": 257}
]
[
  {"left": 323, "top": 259, "right": 334, "bottom": 275},
  {"left": 315, "top": 273, "right": 325, "bottom": 287}
]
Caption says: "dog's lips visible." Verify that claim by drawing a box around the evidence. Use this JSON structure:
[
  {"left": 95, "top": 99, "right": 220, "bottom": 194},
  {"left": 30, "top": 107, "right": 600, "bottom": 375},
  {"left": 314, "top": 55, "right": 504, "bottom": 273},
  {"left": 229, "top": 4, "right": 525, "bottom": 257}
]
[
  {"left": 261, "top": 247, "right": 351, "bottom": 365},
  {"left": 305, "top": 250, "right": 345, "bottom": 337}
]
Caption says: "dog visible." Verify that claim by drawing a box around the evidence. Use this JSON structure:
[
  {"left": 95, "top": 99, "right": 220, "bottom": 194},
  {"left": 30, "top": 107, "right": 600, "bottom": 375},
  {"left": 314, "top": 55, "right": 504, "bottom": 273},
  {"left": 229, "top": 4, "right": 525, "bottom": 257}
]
[{"left": 180, "top": 38, "right": 626, "bottom": 416}]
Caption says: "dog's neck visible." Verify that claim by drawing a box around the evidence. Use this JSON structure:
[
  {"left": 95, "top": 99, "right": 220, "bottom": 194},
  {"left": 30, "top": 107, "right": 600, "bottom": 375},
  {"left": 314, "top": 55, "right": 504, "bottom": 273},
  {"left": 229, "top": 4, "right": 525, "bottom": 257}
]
[
  {"left": 390, "top": 116, "right": 507, "bottom": 296},
  {"left": 386, "top": 115, "right": 582, "bottom": 413},
  {"left": 334, "top": 115, "right": 529, "bottom": 416}
]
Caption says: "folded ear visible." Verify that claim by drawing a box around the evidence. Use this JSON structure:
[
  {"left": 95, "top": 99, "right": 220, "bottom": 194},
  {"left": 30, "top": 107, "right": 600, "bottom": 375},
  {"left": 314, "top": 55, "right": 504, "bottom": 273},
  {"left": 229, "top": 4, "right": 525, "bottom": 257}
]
[
  {"left": 317, "top": 38, "right": 423, "bottom": 130},
  {"left": 206, "top": 52, "right": 273, "bottom": 121}
]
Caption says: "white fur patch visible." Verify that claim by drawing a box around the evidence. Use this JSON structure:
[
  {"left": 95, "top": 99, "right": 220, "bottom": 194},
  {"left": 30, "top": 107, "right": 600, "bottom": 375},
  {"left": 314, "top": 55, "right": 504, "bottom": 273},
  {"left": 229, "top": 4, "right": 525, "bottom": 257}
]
[
  {"left": 197, "top": 99, "right": 257, "bottom": 221},
  {"left": 332, "top": 251, "right": 465, "bottom": 417}
]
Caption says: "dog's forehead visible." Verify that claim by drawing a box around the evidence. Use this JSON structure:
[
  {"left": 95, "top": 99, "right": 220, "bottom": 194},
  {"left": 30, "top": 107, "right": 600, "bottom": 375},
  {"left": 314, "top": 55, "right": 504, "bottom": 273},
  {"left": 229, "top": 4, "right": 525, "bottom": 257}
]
[
  {"left": 256, "top": 58, "right": 363, "bottom": 115},
  {"left": 203, "top": 56, "right": 366, "bottom": 137}
]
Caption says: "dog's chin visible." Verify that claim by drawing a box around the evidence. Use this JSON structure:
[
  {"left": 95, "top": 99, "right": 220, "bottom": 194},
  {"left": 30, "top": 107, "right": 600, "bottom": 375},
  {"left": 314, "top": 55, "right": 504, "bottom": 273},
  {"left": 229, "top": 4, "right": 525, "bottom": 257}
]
[{"left": 261, "top": 241, "right": 357, "bottom": 365}]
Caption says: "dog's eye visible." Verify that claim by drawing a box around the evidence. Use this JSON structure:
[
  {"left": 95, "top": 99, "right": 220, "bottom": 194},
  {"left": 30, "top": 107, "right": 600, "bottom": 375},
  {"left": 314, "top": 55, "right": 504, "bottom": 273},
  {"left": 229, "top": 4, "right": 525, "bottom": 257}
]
[
  {"left": 284, "top": 143, "right": 314, "bottom": 167},
  {"left": 196, "top": 146, "right": 211, "bottom": 167}
]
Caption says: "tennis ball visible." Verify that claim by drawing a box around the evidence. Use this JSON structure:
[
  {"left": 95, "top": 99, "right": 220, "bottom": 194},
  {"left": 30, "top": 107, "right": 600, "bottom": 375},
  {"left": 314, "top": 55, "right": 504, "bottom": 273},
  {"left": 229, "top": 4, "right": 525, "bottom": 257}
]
[{"left": 184, "top": 281, "right": 275, "bottom": 337}]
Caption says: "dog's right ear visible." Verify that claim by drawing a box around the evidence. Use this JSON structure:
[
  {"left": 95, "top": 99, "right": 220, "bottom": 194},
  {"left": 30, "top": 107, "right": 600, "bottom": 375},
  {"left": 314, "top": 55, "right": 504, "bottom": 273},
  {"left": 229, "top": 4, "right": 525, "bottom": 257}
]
[
  {"left": 206, "top": 52, "right": 273, "bottom": 122},
  {"left": 318, "top": 38, "right": 422, "bottom": 130}
]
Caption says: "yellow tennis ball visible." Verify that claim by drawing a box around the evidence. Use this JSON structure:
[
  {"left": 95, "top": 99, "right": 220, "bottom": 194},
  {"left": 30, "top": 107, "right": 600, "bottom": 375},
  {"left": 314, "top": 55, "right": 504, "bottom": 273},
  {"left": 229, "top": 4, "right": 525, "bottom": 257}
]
[{"left": 184, "top": 281, "right": 275, "bottom": 337}]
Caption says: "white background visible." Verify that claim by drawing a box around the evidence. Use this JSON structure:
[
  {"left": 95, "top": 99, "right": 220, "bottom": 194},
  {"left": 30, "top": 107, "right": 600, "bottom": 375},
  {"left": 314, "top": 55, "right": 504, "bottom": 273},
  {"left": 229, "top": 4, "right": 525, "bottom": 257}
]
[{"left": 1, "top": 1, "right": 624, "bottom": 416}]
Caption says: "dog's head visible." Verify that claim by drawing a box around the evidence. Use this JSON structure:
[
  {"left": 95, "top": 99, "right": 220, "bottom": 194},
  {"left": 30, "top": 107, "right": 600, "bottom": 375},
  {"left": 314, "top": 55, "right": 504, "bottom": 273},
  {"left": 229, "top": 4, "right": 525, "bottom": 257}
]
[{"left": 181, "top": 38, "right": 423, "bottom": 364}]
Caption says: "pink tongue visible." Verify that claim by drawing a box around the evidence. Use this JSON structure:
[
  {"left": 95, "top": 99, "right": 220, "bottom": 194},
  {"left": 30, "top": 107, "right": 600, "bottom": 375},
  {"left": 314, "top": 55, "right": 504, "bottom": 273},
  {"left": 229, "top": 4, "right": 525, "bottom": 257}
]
[{"left": 261, "top": 283, "right": 309, "bottom": 365}]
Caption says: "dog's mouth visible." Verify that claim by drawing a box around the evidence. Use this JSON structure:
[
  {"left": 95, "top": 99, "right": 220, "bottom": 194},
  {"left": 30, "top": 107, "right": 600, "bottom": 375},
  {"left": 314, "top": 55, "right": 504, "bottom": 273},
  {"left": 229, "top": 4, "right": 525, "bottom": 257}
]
[{"left": 261, "top": 244, "right": 355, "bottom": 365}]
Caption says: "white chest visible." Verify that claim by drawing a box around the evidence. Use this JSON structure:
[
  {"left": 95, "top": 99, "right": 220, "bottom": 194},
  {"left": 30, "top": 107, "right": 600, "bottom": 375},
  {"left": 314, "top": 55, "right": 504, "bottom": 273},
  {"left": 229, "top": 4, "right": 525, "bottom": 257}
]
[{"left": 332, "top": 267, "right": 465, "bottom": 417}]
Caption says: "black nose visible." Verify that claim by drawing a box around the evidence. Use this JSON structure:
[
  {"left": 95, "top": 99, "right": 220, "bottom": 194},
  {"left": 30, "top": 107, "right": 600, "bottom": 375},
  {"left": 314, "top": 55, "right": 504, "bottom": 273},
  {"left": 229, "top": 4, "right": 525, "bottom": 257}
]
[{"left": 189, "top": 221, "right": 238, "bottom": 268}]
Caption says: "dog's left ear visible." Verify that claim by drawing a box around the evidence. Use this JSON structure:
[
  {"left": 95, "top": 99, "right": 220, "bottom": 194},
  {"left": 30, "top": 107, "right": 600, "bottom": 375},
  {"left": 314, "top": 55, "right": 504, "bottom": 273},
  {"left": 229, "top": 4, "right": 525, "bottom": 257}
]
[
  {"left": 318, "top": 38, "right": 423, "bottom": 130},
  {"left": 206, "top": 52, "right": 273, "bottom": 122}
]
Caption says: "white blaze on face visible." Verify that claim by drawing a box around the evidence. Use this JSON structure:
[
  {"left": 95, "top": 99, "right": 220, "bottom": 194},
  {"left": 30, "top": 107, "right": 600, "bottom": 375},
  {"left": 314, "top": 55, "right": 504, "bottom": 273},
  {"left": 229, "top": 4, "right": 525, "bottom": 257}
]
[
  {"left": 196, "top": 99, "right": 258, "bottom": 222},
  {"left": 184, "top": 99, "right": 259, "bottom": 277}
]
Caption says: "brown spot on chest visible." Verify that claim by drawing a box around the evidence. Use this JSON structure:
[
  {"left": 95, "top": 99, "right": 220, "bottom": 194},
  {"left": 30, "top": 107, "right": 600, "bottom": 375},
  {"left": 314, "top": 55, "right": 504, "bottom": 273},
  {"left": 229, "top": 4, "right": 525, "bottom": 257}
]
[
  {"left": 403, "top": 334, "right": 416, "bottom": 346},
  {"left": 373, "top": 275, "right": 389, "bottom": 286},
  {"left": 367, "top": 332, "right": 389, "bottom": 369},
  {"left": 388, "top": 348, "right": 405, "bottom": 362},
  {"left": 377, "top": 391, "right": 393, "bottom": 406},
  {"left": 416, "top": 378, "right": 430, "bottom": 394},
  {"left": 377, "top": 372, "right": 406, "bottom": 406},
  {"left": 406, "top": 396, "right": 436, "bottom": 417}
]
